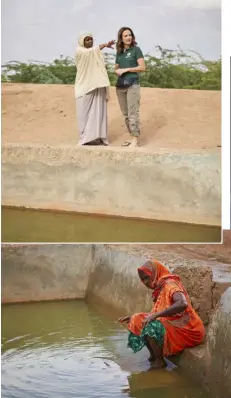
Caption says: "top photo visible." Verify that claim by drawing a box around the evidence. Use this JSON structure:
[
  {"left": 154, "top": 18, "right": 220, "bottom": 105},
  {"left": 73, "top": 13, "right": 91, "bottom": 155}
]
[{"left": 1, "top": 0, "right": 221, "bottom": 243}]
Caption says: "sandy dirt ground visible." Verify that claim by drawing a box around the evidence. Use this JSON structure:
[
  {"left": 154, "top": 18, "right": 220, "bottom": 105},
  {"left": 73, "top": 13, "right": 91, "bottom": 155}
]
[
  {"left": 2, "top": 83, "right": 221, "bottom": 151},
  {"left": 109, "top": 230, "right": 231, "bottom": 265}
]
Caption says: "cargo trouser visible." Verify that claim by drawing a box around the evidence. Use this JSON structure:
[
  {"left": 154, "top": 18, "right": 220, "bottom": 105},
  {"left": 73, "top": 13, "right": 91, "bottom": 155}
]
[{"left": 116, "top": 84, "right": 140, "bottom": 137}]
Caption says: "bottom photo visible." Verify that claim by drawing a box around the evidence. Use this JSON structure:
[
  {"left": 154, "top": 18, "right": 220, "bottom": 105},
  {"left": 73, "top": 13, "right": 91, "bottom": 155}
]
[{"left": 1, "top": 232, "right": 231, "bottom": 398}]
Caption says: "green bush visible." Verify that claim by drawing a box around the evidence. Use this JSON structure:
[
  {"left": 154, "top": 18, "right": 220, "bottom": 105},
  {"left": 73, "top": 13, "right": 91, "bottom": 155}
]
[{"left": 1, "top": 46, "right": 221, "bottom": 90}]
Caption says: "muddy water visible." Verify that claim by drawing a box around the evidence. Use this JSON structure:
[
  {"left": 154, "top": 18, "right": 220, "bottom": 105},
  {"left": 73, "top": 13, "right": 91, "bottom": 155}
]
[
  {"left": 1, "top": 207, "right": 221, "bottom": 243},
  {"left": 1, "top": 301, "right": 210, "bottom": 398}
]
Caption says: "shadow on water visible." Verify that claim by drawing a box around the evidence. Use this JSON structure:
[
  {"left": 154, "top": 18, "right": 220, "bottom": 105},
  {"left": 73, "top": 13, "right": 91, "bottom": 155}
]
[
  {"left": 1, "top": 301, "right": 210, "bottom": 398},
  {"left": 1, "top": 206, "right": 221, "bottom": 243}
]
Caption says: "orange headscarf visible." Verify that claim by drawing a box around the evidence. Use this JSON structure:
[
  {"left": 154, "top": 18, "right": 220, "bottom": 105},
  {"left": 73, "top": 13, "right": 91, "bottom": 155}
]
[{"left": 138, "top": 259, "right": 182, "bottom": 302}]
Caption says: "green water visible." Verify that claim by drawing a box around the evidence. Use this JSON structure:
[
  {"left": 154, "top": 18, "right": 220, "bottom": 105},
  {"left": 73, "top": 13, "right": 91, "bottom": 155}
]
[
  {"left": 1, "top": 207, "right": 221, "bottom": 243},
  {"left": 1, "top": 301, "right": 210, "bottom": 398}
]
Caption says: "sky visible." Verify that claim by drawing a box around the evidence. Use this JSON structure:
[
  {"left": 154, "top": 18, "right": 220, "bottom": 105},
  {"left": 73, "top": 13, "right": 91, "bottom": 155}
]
[{"left": 1, "top": 0, "right": 221, "bottom": 64}]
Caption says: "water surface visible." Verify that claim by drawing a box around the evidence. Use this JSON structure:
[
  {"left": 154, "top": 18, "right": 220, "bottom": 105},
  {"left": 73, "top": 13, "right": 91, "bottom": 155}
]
[
  {"left": 1, "top": 206, "right": 221, "bottom": 243},
  {"left": 1, "top": 301, "right": 210, "bottom": 398}
]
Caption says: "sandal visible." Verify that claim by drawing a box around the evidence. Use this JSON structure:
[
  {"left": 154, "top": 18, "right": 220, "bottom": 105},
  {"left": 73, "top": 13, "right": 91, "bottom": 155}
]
[
  {"left": 122, "top": 141, "right": 131, "bottom": 147},
  {"left": 100, "top": 139, "right": 109, "bottom": 146}
]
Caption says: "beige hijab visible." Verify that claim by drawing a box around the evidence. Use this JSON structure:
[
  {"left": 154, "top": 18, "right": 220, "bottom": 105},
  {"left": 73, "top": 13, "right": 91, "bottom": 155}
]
[{"left": 74, "top": 32, "right": 110, "bottom": 99}]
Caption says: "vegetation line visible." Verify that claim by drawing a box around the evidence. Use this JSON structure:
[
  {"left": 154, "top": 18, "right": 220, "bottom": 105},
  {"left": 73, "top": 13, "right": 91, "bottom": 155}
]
[{"left": 1, "top": 46, "right": 221, "bottom": 90}]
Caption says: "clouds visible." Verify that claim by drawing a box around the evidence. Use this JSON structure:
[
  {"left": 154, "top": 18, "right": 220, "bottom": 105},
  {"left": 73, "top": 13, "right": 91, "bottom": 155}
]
[
  {"left": 1, "top": 0, "right": 221, "bottom": 64},
  {"left": 169, "top": 0, "right": 221, "bottom": 9},
  {"left": 72, "top": 0, "right": 93, "bottom": 14},
  {"left": 128, "top": 0, "right": 220, "bottom": 10},
  {"left": 140, "top": 0, "right": 221, "bottom": 9}
]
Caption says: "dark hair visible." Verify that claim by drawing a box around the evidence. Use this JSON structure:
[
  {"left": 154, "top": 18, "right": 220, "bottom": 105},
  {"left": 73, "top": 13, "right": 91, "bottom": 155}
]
[
  {"left": 138, "top": 269, "right": 146, "bottom": 279},
  {"left": 138, "top": 269, "right": 149, "bottom": 280},
  {"left": 116, "top": 27, "right": 137, "bottom": 54}
]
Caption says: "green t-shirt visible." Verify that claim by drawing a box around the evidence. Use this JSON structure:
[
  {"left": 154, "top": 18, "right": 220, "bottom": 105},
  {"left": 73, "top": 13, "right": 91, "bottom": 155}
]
[{"left": 115, "top": 46, "right": 144, "bottom": 80}]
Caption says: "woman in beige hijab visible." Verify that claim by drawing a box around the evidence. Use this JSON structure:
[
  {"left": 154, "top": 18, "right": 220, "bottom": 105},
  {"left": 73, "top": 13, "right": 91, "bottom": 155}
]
[{"left": 75, "top": 32, "right": 115, "bottom": 146}]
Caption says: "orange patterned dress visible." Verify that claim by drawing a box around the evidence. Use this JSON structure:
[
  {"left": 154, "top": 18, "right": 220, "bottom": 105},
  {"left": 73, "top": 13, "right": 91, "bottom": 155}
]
[{"left": 127, "top": 260, "right": 205, "bottom": 357}]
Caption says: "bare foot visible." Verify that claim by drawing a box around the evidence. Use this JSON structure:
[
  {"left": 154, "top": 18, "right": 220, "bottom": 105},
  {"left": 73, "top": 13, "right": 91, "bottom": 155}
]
[
  {"left": 129, "top": 137, "right": 139, "bottom": 147},
  {"left": 151, "top": 359, "right": 166, "bottom": 369}
]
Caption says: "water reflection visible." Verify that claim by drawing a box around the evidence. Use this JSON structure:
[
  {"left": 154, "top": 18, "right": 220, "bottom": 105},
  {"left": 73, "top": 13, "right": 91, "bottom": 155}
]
[{"left": 2, "top": 301, "right": 210, "bottom": 398}]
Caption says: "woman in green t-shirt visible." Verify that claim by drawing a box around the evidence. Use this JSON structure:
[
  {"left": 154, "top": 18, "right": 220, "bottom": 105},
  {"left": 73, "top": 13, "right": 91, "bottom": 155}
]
[{"left": 115, "top": 27, "right": 146, "bottom": 147}]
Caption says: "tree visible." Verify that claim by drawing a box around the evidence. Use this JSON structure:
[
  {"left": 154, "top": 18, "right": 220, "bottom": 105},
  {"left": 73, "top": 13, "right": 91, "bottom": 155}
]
[{"left": 1, "top": 46, "right": 221, "bottom": 90}]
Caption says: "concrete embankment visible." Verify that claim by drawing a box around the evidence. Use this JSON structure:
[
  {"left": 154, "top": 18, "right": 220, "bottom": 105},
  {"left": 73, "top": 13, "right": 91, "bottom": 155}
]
[
  {"left": 1, "top": 244, "right": 94, "bottom": 302},
  {"left": 1, "top": 244, "right": 230, "bottom": 397},
  {"left": 1, "top": 143, "right": 221, "bottom": 226},
  {"left": 180, "top": 288, "right": 231, "bottom": 398},
  {"left": 205, "top": 288, "right": 231, "bottom": 396}
]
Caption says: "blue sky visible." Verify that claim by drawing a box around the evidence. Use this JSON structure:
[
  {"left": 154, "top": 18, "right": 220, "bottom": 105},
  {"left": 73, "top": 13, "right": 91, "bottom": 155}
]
[{"left": 1, "top": 0, "right": 221, "bottom": 63}]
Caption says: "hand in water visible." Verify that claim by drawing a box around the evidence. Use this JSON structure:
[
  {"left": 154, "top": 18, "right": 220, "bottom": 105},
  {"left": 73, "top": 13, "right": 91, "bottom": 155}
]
[{"left": 117, "top": 316, "right": 131, "bottom": 323}]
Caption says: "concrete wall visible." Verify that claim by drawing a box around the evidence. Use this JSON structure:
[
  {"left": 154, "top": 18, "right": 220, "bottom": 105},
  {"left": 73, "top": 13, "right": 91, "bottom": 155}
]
[
  {"left": 2, "top": 144, "right": 221, "bottom": 225},
  {"left": 1, "top": 244, "right": 94, "bottom": 303},
  {"left": 1, "top": 244, "right": 221, "bottom": 323},
  {"left": 204, "top": 288, "right": 231, "bottom": 397},
  {"left": 2, "top": 244, "right": 230, "bottom": 398},
  {"left": 180, "top": 288, "right": 231, "bottom": 398}
]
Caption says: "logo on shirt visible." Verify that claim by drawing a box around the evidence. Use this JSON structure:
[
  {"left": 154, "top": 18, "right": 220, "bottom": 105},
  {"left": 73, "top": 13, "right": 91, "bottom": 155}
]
[{"left": 125, "top": 52, "right": 131, "bottom": 59}]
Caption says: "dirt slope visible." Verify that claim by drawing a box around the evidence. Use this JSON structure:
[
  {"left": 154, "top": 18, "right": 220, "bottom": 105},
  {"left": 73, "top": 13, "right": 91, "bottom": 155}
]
[
  {"left": 109, "top": 231, "right": 231, "bottom": 265},
  {"left": 2, "top": 83, "right": 221, "bottom": 151}
]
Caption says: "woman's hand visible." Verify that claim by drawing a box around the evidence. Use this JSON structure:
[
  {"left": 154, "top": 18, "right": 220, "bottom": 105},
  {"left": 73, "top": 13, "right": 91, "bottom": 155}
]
[
  {"left": 115, "top": 68, "right": 129, "bottom": 76},
  {"left": 118, "top": 316, "right": 131, "bottom": 324},
  {"left": 106, "top": 40, "right": 116, "bottom": 48},
  {"left": 142, "top": 313, "right": 157, "bottom": 327},
  {"left": 115, "top": 69, "right": 122, "bottom": 76},
  {"left": 99, "top": 40, "right": 116, "bottom": 51}
]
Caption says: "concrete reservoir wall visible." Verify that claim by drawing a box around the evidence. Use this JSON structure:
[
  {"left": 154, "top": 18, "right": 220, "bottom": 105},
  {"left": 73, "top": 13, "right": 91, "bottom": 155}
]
[
  {"left": 1, "top": 244, "right": 230, "bottom": 398},
  {"left": 1, "top": 144, "right": 221, "bottom": 225}
]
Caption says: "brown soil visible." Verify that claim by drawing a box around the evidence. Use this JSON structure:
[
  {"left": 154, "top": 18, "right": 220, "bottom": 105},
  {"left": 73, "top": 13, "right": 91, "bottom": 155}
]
[
  {"left": 1, "top": 83, "right": 221, "bottom": 151},
  {"left": 108, "top": 230, "right": 231, "bottom": 265}
]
